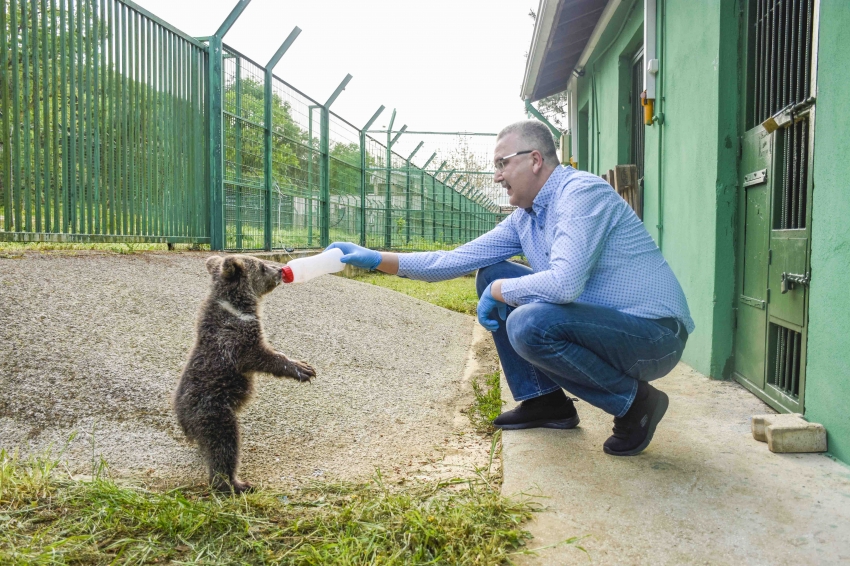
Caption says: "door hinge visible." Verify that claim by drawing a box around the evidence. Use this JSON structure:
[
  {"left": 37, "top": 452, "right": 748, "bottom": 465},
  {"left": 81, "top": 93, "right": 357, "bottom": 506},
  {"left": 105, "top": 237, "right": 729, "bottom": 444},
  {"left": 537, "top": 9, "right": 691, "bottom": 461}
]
[
  {"left": 766, "top": 288, "right": 771, "bottom": 303},
  {"left": 738, "top": 136, "right": 743, "bottom": 160},
  {"left": 768, "top": 249, "right": 772, "bottom": 264},
  {"left": 733, "top": 308, "right": 738, "bottom": 329}
]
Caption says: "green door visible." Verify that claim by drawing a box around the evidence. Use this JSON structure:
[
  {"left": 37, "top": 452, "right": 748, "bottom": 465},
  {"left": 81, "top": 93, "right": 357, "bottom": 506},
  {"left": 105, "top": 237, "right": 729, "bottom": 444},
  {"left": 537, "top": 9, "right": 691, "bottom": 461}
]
[{"left": 733, "top": 0, "right": 817, "bottom": 414}]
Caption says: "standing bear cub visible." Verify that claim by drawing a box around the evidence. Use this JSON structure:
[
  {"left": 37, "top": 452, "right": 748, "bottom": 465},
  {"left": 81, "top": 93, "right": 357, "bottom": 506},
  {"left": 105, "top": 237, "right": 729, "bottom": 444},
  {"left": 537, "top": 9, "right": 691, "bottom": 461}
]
[{"left": 174, "top": 255, "right": 315, "bottom": 493}]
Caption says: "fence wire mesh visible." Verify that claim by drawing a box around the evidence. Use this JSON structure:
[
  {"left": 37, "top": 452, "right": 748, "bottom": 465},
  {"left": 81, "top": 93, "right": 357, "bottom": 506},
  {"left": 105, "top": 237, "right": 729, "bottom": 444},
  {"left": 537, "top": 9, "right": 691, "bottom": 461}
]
[{"left": 1, "top": 0, "right": 506, "bottom": 250}]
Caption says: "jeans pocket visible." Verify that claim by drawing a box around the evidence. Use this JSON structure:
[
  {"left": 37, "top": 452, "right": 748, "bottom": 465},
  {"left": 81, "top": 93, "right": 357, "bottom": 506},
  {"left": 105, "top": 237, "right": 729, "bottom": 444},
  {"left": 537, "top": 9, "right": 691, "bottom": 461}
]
[{"left": 626, "top": 349, "right": 682, "bottom": 382}]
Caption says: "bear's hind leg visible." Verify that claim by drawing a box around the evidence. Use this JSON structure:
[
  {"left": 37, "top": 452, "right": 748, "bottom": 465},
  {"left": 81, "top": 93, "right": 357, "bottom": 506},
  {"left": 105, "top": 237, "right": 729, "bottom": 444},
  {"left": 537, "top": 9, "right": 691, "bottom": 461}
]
[{"left": 196, "top": 408, "right": 252, "bottom": 494}]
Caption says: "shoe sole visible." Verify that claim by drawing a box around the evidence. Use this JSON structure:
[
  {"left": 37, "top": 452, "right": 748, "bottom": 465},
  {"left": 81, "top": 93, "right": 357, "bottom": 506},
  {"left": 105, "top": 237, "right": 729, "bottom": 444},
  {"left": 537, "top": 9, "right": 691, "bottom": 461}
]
[
  {"left": 603, "top": 390, "right": 669, "bottom": 456},
  {"left": 494, "top": 414, "right": 580, "bottom": 430}
]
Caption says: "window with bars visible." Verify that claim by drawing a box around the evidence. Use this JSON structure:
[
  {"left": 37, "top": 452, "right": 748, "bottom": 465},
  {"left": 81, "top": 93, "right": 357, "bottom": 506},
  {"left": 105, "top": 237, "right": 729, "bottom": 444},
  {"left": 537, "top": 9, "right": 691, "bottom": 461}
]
[
  {"left": 749, "top": 0, "right": 815, "bottom": 231},
  {"left": 750, "top": 0, "right": 815, "bottom": 126}
]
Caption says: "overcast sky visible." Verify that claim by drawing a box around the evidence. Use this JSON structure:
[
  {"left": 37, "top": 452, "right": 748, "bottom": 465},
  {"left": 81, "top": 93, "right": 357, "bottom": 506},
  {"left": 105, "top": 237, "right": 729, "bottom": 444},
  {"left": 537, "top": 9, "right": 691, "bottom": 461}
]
[{"left": 134, "top": 0, "right": 540, "bottom": 136}]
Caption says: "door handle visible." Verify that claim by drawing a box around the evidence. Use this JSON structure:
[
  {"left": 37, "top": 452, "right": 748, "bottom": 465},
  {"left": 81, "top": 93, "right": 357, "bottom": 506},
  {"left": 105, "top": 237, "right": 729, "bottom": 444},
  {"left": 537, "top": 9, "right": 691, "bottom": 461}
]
[{"left": 780, "top": 271, "right": 810, "bottom": 294}]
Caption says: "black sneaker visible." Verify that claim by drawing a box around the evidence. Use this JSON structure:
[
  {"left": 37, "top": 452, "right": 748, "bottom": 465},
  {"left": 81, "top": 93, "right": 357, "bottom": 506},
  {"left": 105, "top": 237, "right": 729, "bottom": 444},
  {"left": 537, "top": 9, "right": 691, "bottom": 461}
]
[
  {"left": 493, "top": 390, "right": 580, "bottom": 430},
  {"left": 603, "top": 382, "right": 669, "bottom": 456}
]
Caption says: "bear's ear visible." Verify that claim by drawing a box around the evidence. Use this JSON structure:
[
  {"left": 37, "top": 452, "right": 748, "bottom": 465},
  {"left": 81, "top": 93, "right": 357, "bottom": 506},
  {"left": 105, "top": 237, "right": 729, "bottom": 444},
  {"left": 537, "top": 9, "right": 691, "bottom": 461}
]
[
  {"left": 206, "top": 255, "right": 224, "bottom": 275},
  {"left": 220, "top": 256, "right": 245, "bottom": 281}
]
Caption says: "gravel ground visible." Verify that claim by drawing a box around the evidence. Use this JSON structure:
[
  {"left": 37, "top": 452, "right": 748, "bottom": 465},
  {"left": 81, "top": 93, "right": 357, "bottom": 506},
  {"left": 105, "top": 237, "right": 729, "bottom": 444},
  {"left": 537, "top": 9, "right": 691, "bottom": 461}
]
[{"left": 0, "top": 251, "right": 495, "bottom": 488}]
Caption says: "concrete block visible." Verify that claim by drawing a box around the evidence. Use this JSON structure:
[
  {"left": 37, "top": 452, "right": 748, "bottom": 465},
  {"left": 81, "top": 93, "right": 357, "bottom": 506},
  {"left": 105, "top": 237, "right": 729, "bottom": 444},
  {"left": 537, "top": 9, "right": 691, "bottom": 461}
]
[{"left": 752, "top": 413, "right": 827, "bottom": 453}]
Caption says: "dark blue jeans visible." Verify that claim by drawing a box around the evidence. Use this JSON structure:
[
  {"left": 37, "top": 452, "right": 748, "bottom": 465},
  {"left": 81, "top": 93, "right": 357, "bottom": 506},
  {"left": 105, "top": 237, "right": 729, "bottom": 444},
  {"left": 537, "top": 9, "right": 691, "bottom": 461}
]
[{"left": 476, "top": 261, "right": 687, "bottom": 418}]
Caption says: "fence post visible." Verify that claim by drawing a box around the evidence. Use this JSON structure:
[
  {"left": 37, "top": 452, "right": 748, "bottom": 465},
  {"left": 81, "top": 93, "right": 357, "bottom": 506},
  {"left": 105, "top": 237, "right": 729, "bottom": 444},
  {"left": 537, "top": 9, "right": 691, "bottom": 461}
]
[
  {"left": 432, "top": 161, "right": 446, "bottom": 242},
  {"left": 404, "top": 141, "right": 423, "bottom": 245},
  {"left": 234, "top": 57, "right": 243, "bottom": 248},
  {"left": 263, "top": 27, "right": 301, "bottom": 251},
  {"left": 360, "top": 105, "right": 385, "bottom": 246},
  {"left": 450, "top": 177, "right": 462, "bottom": 243},
  {"left": 207, "top": 34, "right": 224, "bottom": 250},
  {"left": 321, "top": 74, "right": 352, "bottom": 247},
  {"left": 307, "top": 105, "right": 319, "bottom": 246},
  {"left": 207, "top": 0, "right": 251, "bottom": 250},
  {"left": 420, "top": 152, "right": 436, "bottom": 245},
  {"left": 385, "top": 114, "right": 406, "bottom": 248}
]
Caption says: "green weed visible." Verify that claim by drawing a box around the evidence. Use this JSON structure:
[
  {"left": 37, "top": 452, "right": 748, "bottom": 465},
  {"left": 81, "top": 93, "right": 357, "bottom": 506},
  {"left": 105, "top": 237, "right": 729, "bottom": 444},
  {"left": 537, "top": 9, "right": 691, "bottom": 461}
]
[{"left": 470, "top": 371, "right": 506, "bottom": 434}]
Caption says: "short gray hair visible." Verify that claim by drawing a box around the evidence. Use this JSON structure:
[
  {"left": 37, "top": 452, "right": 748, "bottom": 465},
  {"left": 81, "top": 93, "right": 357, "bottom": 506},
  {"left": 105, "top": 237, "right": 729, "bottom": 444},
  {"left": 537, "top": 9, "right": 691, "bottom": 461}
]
[{"left": 497, "top": 120, "right": 559, "bottom": 163}]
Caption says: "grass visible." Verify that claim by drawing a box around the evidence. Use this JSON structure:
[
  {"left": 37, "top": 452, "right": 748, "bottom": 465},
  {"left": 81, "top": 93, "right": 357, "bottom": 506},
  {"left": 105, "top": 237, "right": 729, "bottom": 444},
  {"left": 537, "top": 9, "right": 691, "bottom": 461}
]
[
  {"left": 349, "top": 271, "right": 480, "bottom": 316},
  {"left": 1, "top": 251, "right": 530, "bottom": 563},
  {"left": 0, "top": 449, "right": 538, "bottom": 565},
  {"left": 470, "top": 371, "right": 506, "bottom": 434}
]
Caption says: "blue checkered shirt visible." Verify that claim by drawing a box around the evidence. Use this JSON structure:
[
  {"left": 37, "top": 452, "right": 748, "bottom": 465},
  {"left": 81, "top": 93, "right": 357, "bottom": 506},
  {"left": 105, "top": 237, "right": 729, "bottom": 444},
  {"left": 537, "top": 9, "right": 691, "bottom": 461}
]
[{"left": 397, "top": 165, "right": 695, "bottom": 333}]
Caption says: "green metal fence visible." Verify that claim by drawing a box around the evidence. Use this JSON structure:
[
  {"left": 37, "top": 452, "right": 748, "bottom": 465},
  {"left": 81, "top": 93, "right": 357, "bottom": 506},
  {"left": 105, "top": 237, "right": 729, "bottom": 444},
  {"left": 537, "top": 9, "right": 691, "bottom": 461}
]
[
  {"left": 0, "top": 0, "right": 209, "bottom": 243},
  {"left": 1, "top": 0, "right": 505, "bottom": 250}
]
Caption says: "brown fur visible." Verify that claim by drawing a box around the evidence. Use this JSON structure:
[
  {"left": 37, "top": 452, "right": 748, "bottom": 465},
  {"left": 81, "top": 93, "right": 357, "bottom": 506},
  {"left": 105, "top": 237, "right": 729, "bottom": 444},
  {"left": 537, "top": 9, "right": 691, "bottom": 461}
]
[{"left": 173, "top": 255, "right": 315, "bottom": 493}]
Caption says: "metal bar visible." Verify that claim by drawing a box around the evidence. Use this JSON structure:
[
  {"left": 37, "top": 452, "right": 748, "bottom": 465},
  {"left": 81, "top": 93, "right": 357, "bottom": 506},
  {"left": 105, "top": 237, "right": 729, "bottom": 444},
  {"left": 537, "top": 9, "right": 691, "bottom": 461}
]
[
  {"left": 265, "top": 26, "right": 300, "bottom": 70},
  {"left": 51, "top": 0, "right": 60, "bottom": 232},
  {"left": 1, "top": 0, "right": 10, "bottom": 231},
  {"left": 803, "top": 0, "right": 812, "bottom": 99},
  {"left": 105, "top": 0, "right": 113, "bottom": 233},
  {"left": 84, "top": 0, "right": 93, "bottom": 235},
  {"left": 384, "top": 109, "right": 395, "bottom": 248},
  {"left": 325, "top": 73, "right": 352, "bottom": 109},
  {"left": 320, "top": 106, "right": 330, "bottom": 246},
  {"left": 117, "top": 0, "right": 205, "bottom": 48},
  {"left": 780, "top": 0, "right": 787, "bottom": 109},
  {"left": 360, "top": 105, "right": 384, "bottom": 246},
  {"left": 0, "top": 231, "right": 209, "bottom": 243},
  {"left": 368, "top": 130, "right": 496, "bottom": 137},
  {"left": 761, "top": 0, "right": 768, "bottom": 122},
  {"left": 144, "top": 15, "right": 151, "bottom": 235},
  {"left": 130, "top": 6, "right": 137, "bottom": 235},
  {"left": 40, "top": 0, "right": 49, "bottom": 232},
  {"left": 390, "top": 124, "right": 407, "bottom": 146},
  {"left": 60, "top": 0, "right": 69, "bottom": 231},
  {"left": 22, "top": 0, "right": 32, "bottom": 231},
  {"left": 119, "top": 0, "right": 126, "bottom": 234},
  {"left": 207, "top": 34, "right": 224, "bottom": 249},
  {"left": 524, "top": 99, "right": 561, "bottom": 142},
  {"left": 93, "top": 0, "right": 102, "bottom": 234},
  {"left": 797, "top": 119, "right": 809, "bottom": 228},
  {"left": 178, "top": 37, "right": 185, "bottom": 239},
  {"left": 235, "top": 56, "right": 243, "bottom": 248},
  {"left": 215, "top": 0, "right": 250, "bottom": 38},
  {"left": 98, "top": 0, "right": 108, "bottom": 234},
  {"left": 307, "top": 104, "right": 317, "bottom": 246}
]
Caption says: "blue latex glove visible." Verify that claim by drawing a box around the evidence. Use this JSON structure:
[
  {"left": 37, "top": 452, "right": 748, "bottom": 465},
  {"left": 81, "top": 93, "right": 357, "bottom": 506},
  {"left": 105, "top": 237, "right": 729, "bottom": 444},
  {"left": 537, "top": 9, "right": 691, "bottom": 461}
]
[
  {"left": 326, "top": 242, "right": 382, "bottom": 270},
  {"left": 477, "top": 282, "right": 507, "bottom": 332}
]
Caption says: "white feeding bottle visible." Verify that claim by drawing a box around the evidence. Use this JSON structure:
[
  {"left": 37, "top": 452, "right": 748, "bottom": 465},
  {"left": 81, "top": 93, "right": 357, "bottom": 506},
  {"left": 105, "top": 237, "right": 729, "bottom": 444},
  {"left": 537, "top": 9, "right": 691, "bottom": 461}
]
[{"left": 281, "top": 248, "right": 345, "bottom": 284}]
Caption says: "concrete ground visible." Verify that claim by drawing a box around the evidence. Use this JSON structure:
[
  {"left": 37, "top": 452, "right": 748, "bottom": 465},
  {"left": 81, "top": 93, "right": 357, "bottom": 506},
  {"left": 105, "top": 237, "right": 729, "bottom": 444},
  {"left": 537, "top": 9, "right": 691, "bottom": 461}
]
[{"left": 500, "top": 363, "right": 850, "bottom": 565}]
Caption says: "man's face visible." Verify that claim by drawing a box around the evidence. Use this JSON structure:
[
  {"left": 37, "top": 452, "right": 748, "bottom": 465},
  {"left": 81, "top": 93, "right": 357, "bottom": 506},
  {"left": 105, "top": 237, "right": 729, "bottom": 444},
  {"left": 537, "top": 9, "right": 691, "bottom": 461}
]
[{"left": 493, "top": 133, "right": 539, "bottom": 209}]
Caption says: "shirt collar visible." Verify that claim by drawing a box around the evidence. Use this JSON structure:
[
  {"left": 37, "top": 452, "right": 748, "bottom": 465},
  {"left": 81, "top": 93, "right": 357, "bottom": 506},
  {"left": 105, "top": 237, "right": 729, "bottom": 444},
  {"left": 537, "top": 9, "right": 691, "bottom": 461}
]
[{"left": 526, "top": 165, "right": 568, "bottom": 215}]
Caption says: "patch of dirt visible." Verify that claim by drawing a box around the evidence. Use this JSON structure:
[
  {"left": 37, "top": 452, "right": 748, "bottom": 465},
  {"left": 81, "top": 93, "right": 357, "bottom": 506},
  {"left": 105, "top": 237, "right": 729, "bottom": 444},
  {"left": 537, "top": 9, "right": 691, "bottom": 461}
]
[{"left": 0, "top": 251, "right": 500, "bottom": 488}]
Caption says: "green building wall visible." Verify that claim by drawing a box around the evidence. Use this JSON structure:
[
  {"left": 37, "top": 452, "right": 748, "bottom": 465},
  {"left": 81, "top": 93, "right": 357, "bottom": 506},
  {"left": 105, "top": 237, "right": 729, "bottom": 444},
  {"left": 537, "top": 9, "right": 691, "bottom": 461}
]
[
  {"left": 568, "top": 0, "right": 848, "bottom": 464},
  {"left": 573, "top": 0, "right": 738, "bottom": 379},
  {"left": 805, "top": 1, "right": 850, "bottom": 464}
]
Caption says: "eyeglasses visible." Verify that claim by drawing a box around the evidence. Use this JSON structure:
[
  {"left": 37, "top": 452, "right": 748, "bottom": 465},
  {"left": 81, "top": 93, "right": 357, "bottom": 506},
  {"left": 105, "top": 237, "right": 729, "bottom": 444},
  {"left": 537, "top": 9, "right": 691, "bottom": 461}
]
[{"left": 494, "top": 150, "right": 535, "bottom": 171}]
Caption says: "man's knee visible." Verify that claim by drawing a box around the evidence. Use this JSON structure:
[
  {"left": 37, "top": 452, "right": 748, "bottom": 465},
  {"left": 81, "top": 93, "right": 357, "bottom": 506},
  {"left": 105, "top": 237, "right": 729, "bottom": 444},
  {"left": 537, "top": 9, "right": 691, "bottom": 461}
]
[
  {"left": 476, "top": 261, "right": 533, "bottom": 297},
  {"left": 505, "top": 303, "right": 547, "bottom": 357},
  {"left": 475, "top": 264, "right": 502, "bottom": 297}
]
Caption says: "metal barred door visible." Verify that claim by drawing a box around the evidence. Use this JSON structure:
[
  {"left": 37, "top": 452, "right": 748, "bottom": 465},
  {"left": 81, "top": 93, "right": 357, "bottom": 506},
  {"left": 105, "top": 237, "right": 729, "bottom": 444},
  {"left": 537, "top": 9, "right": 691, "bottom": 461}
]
[{"left": 733, "top": 0, "right": 818, "bottom": 413}]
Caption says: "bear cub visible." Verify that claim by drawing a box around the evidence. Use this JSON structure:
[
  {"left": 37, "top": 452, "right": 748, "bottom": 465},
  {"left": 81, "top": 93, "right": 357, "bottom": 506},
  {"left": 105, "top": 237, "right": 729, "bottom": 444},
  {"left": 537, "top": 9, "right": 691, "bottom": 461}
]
[{"left": 174, "top": 254, "right": 315, "bottom": 493}]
